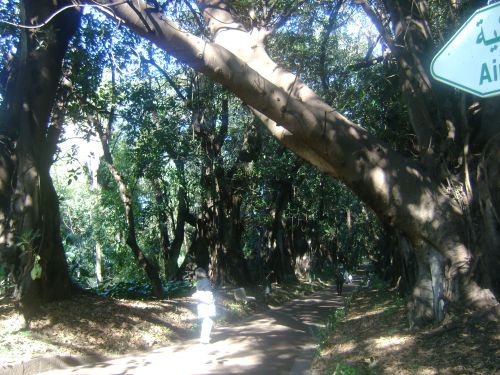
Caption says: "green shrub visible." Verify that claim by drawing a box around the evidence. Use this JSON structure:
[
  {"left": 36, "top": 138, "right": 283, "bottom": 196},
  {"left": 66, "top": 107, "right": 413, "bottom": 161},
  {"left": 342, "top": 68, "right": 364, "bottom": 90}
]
[
  {"left": 332, "top": 362, "right": 376, "bottom": 375},
  {"left": 96, "top": 279, "right": 152, "bottom": 299},
  {"left": 163, "top": 280, "right": 192, "bottom": 297}
]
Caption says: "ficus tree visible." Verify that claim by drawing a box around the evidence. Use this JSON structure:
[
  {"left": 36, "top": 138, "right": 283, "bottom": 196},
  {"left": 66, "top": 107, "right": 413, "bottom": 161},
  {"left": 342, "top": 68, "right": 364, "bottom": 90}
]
[{"left": 81, "top": 0, "right": 499, "bottom": 324}]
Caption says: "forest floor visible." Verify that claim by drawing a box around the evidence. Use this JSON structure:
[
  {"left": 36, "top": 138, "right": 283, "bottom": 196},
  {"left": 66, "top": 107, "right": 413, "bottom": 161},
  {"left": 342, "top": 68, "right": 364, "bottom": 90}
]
[
  {"left": 0, "top": 280, "right": 328, "bottom": 369},
  {"left": 312, "top": 285, "right": 499, "bottom": 375},
  {"left": 0, "top": 278, "right": 498, "bottom": 374}
]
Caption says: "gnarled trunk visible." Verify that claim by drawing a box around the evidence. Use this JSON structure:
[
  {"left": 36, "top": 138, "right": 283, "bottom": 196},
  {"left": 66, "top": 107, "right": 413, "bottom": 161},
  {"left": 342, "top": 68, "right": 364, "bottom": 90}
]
[
  {"left": 210, "top": 185, "right": 250, "bottom": 286},
  {"left": 0, "top": 0, "right": 80, "bottom": 321},
  {"left": 363, "top": 0, "right": 500, "bottom": 323},
  {"left": 408, "top": 243, "right": 448, "bottom": 327},
  {"left": 194, "top": 96, "right": 250, "bottom": 286}
]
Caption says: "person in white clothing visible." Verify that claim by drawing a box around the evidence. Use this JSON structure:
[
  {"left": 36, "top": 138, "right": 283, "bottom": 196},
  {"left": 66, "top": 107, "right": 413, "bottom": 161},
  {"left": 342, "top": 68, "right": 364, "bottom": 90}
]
[
  {"left": 347, "top": 273, "right": 353, "bottom": 284},
  {"left": 192, "top": 267, "right": 216, "bottom": 344}
]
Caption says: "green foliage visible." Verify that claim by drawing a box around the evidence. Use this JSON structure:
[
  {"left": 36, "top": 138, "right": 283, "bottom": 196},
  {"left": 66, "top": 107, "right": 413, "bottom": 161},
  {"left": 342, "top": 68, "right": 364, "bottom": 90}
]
[
  {"left": 95, "top": 279, "right": 191, "bottom": 299},
  {"left": 96, "top": 278, "right": 152, "bottom": 299},
  {"left": 54, "top": 143, "right": 136, "bottom": 287},
  {"left": 12, "top": 231, "right": 43, "bottom": 281},
  {"left": 163, "top": 280, "right": 193, "bottom": 298},
  {"left": 0, "top": 0, "right": 19, "bottom": 100},
  {"left": 316, "top": 300, "right": 351, "bottom": 349},
  {"left": 96, "top": 158, "right": 114, "bottom": 190},
  {"left": 331, "top": 362, "right": 376, "bottom": 375},
  {"left": 226, "top": 301, "right": 253, "bottom": 315},
  {"left": 370, "top": 275, "right": 386, "bottom": 290},
  {"left": 0, "top": 272, "right": 12, "bottom": 296},
  {"left": 45, "top": 0, "right": 420, "bottom": 295},
  {"left": 16, "top": 230, "right": 37, "bottom": 252},
  {"left": 30, "top": 255, "right": 42, "bottom": 280}
]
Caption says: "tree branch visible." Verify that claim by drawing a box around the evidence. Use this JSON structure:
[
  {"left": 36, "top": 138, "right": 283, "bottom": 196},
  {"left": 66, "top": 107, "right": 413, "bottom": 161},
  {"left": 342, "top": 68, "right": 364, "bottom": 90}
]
[
  {"left": 319, "top": 0, "right": 344, "bottom": 94},
  {"left": 181, "top": 0, "right": 206, "bottom": 33},
  {"left": 141, "top": 56, "right": 187, "bottom": 101},
  {"left": 269, "top": 0, "right": 309, "bottom": 31},
  {"left": 355, "top": 0, "right": 396, "bottom": 54}
]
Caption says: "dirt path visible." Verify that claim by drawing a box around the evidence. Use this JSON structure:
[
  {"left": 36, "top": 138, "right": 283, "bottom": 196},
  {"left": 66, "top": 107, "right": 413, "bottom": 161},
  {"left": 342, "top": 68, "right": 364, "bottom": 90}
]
[{"left": 5, "top": 276, "right": 359, "bottom": 375}]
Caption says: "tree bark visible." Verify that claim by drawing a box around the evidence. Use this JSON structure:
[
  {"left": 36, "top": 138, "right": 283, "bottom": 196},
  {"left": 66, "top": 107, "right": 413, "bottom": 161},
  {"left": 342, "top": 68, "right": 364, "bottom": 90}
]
[
  {"left": 91, "top": 0, "right": 452, "bottom": 246},
  {"left": 95, "top": 241, "right": 103, "bottom": 283},
  {"left": 150, "top": 178, "right": 172, "bottom": 278},
  {"left": 361, "top": 0, "right": 500, "bottom": 322},
  {"left": 194, "top": 95, "right": 250, "bottom": 286},
  {"left": 0, "top": 0, "right": 81, "bottom": 321}
]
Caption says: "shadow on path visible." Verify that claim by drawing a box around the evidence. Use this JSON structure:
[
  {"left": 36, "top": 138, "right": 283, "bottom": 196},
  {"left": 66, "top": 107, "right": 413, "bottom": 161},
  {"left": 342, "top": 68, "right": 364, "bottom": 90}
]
[{"left": 3, "top": 274, "right": 362, "bottom": 375}]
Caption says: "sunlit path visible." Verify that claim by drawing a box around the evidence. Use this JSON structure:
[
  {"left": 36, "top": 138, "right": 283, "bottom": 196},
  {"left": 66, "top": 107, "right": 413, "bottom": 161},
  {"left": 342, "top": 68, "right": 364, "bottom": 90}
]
[{"left": 25, "top": 275, "right": 361, "bottom": 375}]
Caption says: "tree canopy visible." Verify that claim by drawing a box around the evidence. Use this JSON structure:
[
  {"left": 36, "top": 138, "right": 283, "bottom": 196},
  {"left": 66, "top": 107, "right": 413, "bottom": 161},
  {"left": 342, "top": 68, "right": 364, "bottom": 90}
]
[{"left": 0, "top": 0, "right": 498, "bottom": 327}]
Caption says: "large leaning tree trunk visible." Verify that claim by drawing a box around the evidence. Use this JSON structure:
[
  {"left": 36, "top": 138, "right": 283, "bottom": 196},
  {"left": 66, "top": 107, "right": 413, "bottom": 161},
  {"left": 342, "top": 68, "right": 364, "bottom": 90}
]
[
  {"left": 0, "top": 0, "right": 80, "bottom": 321},
  {"left": 90, "top": 0, "right": 499, "bottom": 323}
]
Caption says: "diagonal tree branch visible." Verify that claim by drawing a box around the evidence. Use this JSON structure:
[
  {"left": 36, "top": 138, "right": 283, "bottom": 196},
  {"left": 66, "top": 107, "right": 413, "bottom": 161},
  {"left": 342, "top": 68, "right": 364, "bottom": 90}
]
[
  {"left": 141, "top": 56, "right": 187, "bottom": 101},
  {"left": 355, "top": 0, "right": 396, "bottom": 54},
  {"left": 85, "top": 1, "right": 479, "bottom": 285}
]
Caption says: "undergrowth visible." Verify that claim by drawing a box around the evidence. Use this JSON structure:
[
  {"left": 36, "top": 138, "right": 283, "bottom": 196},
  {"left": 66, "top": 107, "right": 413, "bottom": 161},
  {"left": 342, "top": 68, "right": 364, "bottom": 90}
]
[{"left": 312, "top": 276, "right": 499, "bottom": 375}]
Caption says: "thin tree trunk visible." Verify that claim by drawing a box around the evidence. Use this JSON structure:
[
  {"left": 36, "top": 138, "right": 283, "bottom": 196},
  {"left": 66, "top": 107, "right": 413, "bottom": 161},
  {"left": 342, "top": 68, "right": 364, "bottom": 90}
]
[
  {"left": 151, "top": 179, "right": 171, "bottom": 277},
  {"left": 99, "top": 139, "right": 164, "bottom": 298},
  {"left": 270, "top": 180, "right": 295, "bottom": 282},
  {"left": 95, "top": 241, "right": 103, "bottom": 283},
  {"left": 95, "top": 109, "right": 164, "bottom": 297},
  {"left": 153, "top": 160, "right": 189, "bottom": 280}
]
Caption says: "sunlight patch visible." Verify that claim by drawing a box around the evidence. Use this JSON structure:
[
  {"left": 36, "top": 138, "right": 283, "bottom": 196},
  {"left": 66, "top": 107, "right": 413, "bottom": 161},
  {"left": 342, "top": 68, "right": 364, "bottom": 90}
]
[
  {"left": 347, "top": 307, "right": 385, "bottom": 321},
  {"left": 370, "top": 334, "right": 414, "bottom": 350},
  {"left": 348, "top": 127, "right": 360, "bottom": 139},
  {"left": 405, "top": 166, "right": 423, "bottom": 179},
  {"left": 369, "top": 167, "right": 389, "bottom": 200},
  {"left": 408, "top": 193, "right": 435, "bottom": 223},
  {"left": 336, "top": 340, "right": 357, "bottom": 353},
  {"left": 23, "top": 194, "right": 34, "bottom": 208},
  {"left": 215, "top": 29, "right": 253, "bottom": 59},
  {"left": 412, "top": 367, "right": 438, "bottom": 375}
]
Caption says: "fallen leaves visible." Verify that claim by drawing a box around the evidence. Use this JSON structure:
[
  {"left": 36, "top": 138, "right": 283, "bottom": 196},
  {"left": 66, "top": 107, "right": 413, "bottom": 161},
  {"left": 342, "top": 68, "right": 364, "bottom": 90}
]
[
  {"left": 0, "top": 281, "right": 320, "bottom": 367},
  {"left": 313, "top": 288, "right": 499, "bottom": 375}
]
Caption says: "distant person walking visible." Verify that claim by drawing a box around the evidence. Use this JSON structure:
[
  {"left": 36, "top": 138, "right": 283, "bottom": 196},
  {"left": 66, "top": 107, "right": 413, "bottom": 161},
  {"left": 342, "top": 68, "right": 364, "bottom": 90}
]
[
  {"left": 192, "top": 267, "right": 216, "bottom": 344},
  {"left": 335, "top": 266, "right": 344, "bottom": 296},
  {"left": 346, "top": 272, "right": 353, "bottom": 284}
]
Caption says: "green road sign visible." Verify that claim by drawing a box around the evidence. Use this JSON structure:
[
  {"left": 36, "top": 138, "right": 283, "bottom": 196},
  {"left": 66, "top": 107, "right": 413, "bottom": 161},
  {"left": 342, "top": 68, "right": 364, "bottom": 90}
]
[{"left": 431, "top": 2, "right": 500, "bottom": 98}]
